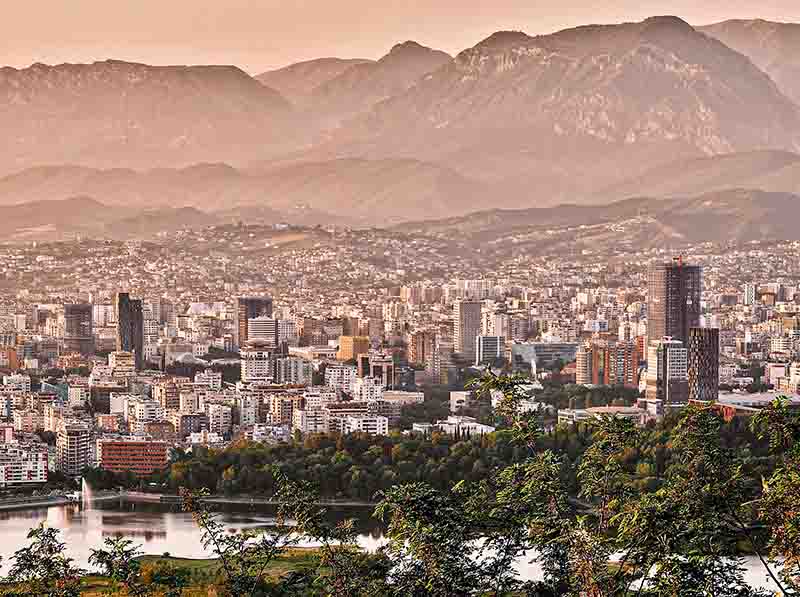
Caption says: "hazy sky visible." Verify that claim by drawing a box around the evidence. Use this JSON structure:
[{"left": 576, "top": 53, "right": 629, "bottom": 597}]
[{"left": 3, "top": 0, "right": 800, "bottom": 74}]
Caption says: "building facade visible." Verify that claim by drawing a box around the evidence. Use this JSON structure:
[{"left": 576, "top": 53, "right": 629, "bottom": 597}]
[
  {"left": 647, "top": 260, "right": 702, "bottom": 345},
  {"left": 688, "top": 327, "right": 719, "bottom": 403}
]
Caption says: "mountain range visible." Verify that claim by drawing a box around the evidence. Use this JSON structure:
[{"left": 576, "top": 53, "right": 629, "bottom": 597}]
[{"left": 4, "top": 16, "right": 800, "bottom": 229}]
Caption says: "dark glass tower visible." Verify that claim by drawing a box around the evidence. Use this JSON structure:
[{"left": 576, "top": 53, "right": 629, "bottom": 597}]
[
  {"left": 647, "top": 259, "right": 702, "bottom": 344},
  {"left": 115, "top": 292, "right": 144, "bottom": 370},
  {"left": 63, "top": 303, "right": 94, "bottom": 355},
  {"left": 235, "top": 296, "right": 273, "bottom": 349},
  {"left": 688, "top": 327, "right": 719, "bottom": 402}
]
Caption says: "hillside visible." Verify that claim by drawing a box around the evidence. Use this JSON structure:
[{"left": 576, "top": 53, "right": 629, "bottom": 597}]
[
  {"left": 0, "top": 158, "right": 487, "bottom": 225},
  {"left": 0, "top": 60, "right": 294, "bottom": 174},
  {"left": 399, "top": 189, "right": 800, "bottom": 251},
  {"left": 594, "top": 150, "right": 800, "bottom": 200},
  {"left": 256, "top": 58, "right": 373, "bottom": 107},
  {"left": 322, "top": 17, "right": 800, "bottom": 204},
  {"left": 309, "top": 41, "right": 452, "bottom": 127},
  {"left": 701, "top": 19, "right": 800, "bottom": 105}
]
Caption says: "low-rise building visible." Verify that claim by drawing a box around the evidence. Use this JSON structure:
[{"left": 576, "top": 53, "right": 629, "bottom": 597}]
[{"left": 97, "top": 438, "right": 169, "bottom": 477}]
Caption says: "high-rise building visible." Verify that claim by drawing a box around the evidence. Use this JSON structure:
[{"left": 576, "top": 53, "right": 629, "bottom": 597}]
[
  {"left": 646, "top": 338, "right": 688, "bottom": 404},
  {"left": 115, "top": 293, "right": 144, "bottom": 370},
  {"left": 63, "top": 303, "right": 94, "bottom": 355},
  {"left": 235, "top": 297, "right": 273, "bottom": 349},
  {"left": 688, "top": 327, "right": 719, "bottom": 403},
  {"left": 56, "top": 421, "right": 92, "bottom": 477},
  {"left": 575, "top": 346, "right": 591, "bottom": 385},
  {"left": 475, "top": 336, "right": 505, "bottom": 365},
  {"left": 407, "top": 330, "right": 435, "bottom": 367},
  {"left": 240, "top": 345, "right": 274, "bottom": 382},
  {"left": 248, "top": 316, "right": 278, "bottom": 346},
  {"left": 647, "top": 259, "right": 701, "bottom": 345},
  {"left": 337, "top": 336, "right": 370, "bottom": 362},
  {"left": 742, "top": 283, "right": 757, "bottom": 306},
  {"left": 454, "top": 300, "right": 482, "bottom": 358}
]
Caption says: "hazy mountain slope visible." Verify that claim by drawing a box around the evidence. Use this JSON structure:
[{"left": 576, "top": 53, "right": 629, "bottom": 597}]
[
  {"left": 0, "top": 163, "right": 254, "bottom": 209},
  {"left": 256, "top": 58, "right": 373, "bottom": 106},
  {"left": 701, "top": 20, "right": 800, "bottom": 105},
  {"left": 106, "top": 207, "right": 220, "bottom": 238},
  {"left": 0, "top": 196, "right": 118, "bottom": 237},
  {"left": 0, "top": 60, "right": 294, "bottom": 174},
  {"left": 595, "top": 150, "right": 800, "bottom": 200},
  {"left": 248, "top": 158, "right": 488, "bottom": 223},
  {"left": 0, "top": 158, "right": 486, "bottom": 224},
  {"left": 323, "top": 17, "right": 800, "bottom": 203},
  {"left": 401, "top": 189, "right": 800, "bottom": 248},
  {"left": 310, "top": 42, "right": 452, "bottom": 125}
]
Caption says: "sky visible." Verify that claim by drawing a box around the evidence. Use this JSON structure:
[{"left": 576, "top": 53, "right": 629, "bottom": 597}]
[{"left": 3, "top": 0, "right": 800, "bottom": 74}]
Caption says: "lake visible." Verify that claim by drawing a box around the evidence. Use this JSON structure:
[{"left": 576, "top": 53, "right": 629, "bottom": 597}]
[{"left": 0, "top": 499, "right": 786, "bottom": 593}]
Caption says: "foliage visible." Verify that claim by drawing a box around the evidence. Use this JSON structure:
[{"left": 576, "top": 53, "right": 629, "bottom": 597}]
[
  {"left": 1, "top": 524, "right": 83, "bottom": 597},
  {"left": 179, "top": 488, "right": 302, "bottom": 596},
  {"left": 6, "top": 376, "right": 800, "bottom": 596},
  {"left": 751, "top": 397, "right": 800, "bottom": 592},
  {"left": 89, "top": 537, "right": 189, "bottom": 597}
]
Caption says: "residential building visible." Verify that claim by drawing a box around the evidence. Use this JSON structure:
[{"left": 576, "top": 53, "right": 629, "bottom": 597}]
[
  {"left": 0, "top": 443, "right": 48, "bottom": 487},
  {"left": 56, "top": 421, "right": 92, "bottom": 476}
]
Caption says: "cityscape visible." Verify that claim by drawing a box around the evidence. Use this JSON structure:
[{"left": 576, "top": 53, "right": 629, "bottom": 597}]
[
  {"left": 2, "top": 1, "right": 800, "bottom": 595},
  {"left": 1, "top": 230, "right": 798, "bottom": 485}
]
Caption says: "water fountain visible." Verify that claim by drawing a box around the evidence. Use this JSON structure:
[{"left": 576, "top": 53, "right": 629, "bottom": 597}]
[{"left": 81, "top": 477, "right": 94, "bottom": 509}]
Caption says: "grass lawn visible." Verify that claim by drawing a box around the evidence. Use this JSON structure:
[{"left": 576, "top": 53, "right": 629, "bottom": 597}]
[{"left": 73, "top": 548, "right": 323, "bottom": 595}]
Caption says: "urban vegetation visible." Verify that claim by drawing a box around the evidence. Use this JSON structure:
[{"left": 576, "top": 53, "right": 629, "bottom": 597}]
[{"left": 1, "top": 373, "right": 799, "bottom": 595}]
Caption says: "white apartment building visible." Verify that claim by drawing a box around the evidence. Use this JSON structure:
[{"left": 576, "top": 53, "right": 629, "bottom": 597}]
[
  {"left": 248, "top": 316, "right": 278, "bottom": 345},
  {"left": 3, "top": 374, "right": 31, "bottom": 393},
  {"left": 292, "top": 407, "right": 327, "bottom": 434},
  {"left": 194, "top": 369, "right": 223, "bottom": 391},
  {"left": 324, "top": 364, "right": 358, "bottom": 393},
  {"left": 275, "top": 356, "right": 313, "bottom": 386},
  {"left": 343, "top": 415, "right": 389, "bottom": 436},
  {"left": 206, "top": 403, "right": 232, "bottom": 435},
  {"left": 352, "top": 376, "right": 383, "bottom": 401},
  {"left": 240, "top": 348, "right": 273, "bottom": 382},
  {"left": 237, "top": 395, "right": 259, "bottom": 427},
  {"left": 0, "top": 443, "right": 48, "bottom": 487},
  {"left": 125, "top": 397, "right": 163, "bottom": 434}
]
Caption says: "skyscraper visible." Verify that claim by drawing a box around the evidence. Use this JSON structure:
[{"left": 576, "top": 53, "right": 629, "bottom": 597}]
[
  {"left": 647, "top": 259, "right": 702, "bottom": 345},
  {"left": 645, "top": 338, "right": 688, "bottom": 404},
  {"left": 115, "top": 293, "right": 144, "bottom": 370},
  {"left": 235, "top": 296, "right": 273, "bottom": 349},
  {"left": 454, "top": 300, "right": 482, "bottom": 359},
  {"left": 63, "top": 303, "right": 94, "bottom": 355},
  {"left": 688, "top": 327, "right": 719, "bottom": 403}
]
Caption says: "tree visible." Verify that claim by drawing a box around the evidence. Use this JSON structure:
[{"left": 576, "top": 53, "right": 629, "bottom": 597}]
[
  {"left": 180, "top": 488, "right": 303, "bottom": 596},
  {"left": 2, "top": 524, "right": 83, "bottom": 597},
  {"left": 751, "top": 397, "right": 800, "bottom": 592},
  {"left": 89, "top": 537, "right": 189, "bottom": 597}
]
